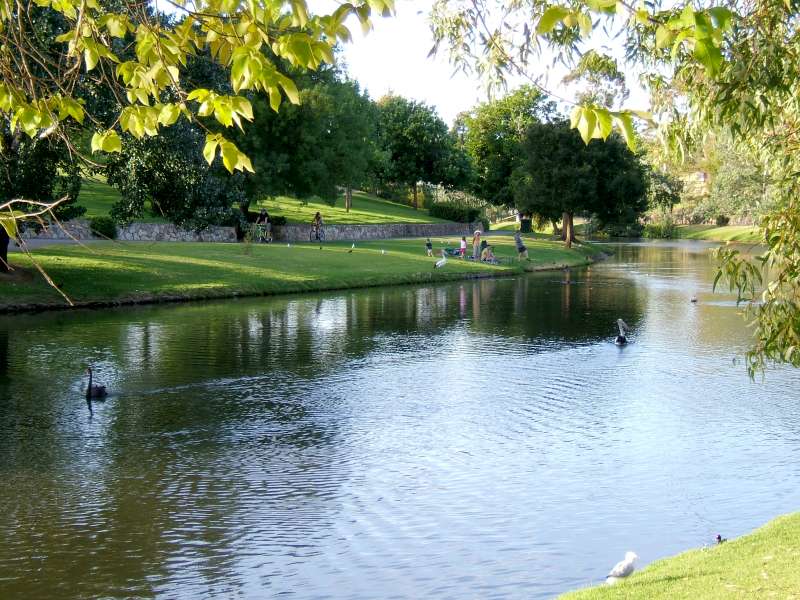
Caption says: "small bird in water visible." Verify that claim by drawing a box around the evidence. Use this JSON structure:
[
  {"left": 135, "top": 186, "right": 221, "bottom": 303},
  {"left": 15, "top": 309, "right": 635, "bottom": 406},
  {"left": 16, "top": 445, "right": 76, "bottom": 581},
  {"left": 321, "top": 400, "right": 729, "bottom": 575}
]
[
  {"left": 606, "top": 551, "right": 638, "bottom": 585},
  {"left": 716, "top": 534, "right": 727, "bottom": 544},
  {"left": 434, "top": 249, "right": 447, "bottom": 269},
  {"left": 348, "top": 243, "right": 355, "bottom": 254},
  {"left": 85, "top": 367, "right": 108, "bottom": 400},
  {"left": 615, "top": 319, "right": 631, "bottom": 346}
]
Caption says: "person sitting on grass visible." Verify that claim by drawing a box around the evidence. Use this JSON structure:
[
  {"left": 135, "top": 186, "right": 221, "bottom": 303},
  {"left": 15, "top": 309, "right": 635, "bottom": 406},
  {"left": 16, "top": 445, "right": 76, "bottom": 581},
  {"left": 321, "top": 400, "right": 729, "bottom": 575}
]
[
  {"left": 256, "top": 209, "right": 272, "bottom": 243},
  {"left": 481, "top": 244, "right": 499, "bottom": 264},
  {"left": 425, "top": 238, "right": 433, "bottom": 257},
  {"left": 513, "top": 231, "right": 529, "bottom": 261}
]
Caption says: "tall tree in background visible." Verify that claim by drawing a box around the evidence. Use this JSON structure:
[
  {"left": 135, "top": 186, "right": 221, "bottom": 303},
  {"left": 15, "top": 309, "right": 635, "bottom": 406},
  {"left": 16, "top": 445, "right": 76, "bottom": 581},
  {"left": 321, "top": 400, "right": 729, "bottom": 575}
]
[
  {"left": 512, "top": 121, "right": 646, "bottom": 247},
  {"left": 375, "top": 95, "right": 464, "bottom": 208},
  {"left": 457, "top": 86, "right": 557, "bottom": 226}
]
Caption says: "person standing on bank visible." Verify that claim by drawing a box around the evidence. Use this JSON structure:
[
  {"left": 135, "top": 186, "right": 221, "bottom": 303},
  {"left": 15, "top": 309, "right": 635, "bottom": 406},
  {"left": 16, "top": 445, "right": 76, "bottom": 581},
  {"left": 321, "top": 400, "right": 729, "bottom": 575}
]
[{"left": 472, "top": 230, "right": 482, "bottom": 260}]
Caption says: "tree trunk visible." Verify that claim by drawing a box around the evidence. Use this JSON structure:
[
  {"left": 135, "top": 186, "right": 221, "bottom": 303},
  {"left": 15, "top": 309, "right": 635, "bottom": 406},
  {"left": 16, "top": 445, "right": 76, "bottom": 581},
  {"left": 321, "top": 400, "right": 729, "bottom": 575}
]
[
  {"left": 412, "top": 183, "right": 418, "bottom": 210},
  {"left": 551, "top": 218, "right": 561, "bottom": 237},
  {"left": 563, "top": 211, "right": 574, "bottom": 249},
  {"left": 345, "top": 186, "right": 352, "bottom": 212},
  {"left": 0, "top": 226, "right": 9, "bottom": 273}
]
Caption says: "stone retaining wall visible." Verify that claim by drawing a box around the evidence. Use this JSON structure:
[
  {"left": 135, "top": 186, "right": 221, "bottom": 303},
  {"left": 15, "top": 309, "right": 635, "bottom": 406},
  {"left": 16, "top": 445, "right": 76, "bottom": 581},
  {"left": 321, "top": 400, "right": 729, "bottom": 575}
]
[
  {"left": 21, "top": 219, "right": 236, "bottom": 243},
  {"left": 21, "top": 219, "right": 478, "bottom": 244},
  {"left": 273, "top": 222, "right": 484, "bottom": 242}
]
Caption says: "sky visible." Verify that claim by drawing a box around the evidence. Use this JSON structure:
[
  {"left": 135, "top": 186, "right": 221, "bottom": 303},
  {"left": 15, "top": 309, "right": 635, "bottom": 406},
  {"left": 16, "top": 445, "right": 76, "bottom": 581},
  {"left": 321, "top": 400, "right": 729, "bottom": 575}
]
[
  {"left": 157, "top": 0, "right": 650, "bottom": 126},
  {"left": 331, "top": 0, "right": 651, "bottom": 126}
]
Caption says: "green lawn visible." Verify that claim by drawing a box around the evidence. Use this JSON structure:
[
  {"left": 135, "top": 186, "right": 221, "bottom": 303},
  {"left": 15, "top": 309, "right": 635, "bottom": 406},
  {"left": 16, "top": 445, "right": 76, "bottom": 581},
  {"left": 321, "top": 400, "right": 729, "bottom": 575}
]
[
  {"left": 253, "top": 191, "right": 446, "bottom": 224},
  {"left": 675, "top": 224, "right": 763, "bottom": 243},
  {"left": 560, "top": 513, "right": 800, "bottom": 599},
  {"left": 76, "top": 178, "right": 445, "bottom": 225},
  {"left": 2, "top": 235, "right": 602, "bottom": 310},
  {"left": 78, "top": 177, "right": 166, "bottom": 223}
]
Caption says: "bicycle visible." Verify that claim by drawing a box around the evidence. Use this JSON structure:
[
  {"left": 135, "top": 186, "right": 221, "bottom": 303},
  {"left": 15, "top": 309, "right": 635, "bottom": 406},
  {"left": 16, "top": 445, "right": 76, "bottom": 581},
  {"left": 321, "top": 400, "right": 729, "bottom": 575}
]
[{"left": 309, "top": 226, "right": 325, "bottom": 242}]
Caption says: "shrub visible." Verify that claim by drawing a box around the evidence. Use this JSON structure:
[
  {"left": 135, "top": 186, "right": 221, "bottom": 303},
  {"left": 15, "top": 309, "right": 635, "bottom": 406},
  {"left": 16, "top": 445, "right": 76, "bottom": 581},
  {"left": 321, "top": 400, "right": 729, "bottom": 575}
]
[
  {"left": 519, "top": 218, "right": 532, "bottom": 233},
  {"left": 643, "top": 221, "right": 676, "bottom": 239},
  {"left": 271, "top": 215, "right": 287, "bottom": 226},
  {"left": 429, "top": 203, "right": 480, "bottom": 223},
  {"left": 715, "top": 214, "right": 730, "bottom": 226},
  {"left": 479, "top": 216, "right": 491, "bottom": 232},
  {"left": 89, "top": 216, "right": 117, "bottom": 240}
]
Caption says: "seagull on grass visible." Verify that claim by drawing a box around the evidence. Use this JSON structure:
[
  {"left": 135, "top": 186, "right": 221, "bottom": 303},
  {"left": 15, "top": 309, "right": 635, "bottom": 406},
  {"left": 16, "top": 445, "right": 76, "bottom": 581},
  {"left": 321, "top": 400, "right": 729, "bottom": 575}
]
[
  {"left": 606, "top": 551, "right": 638, "bottom": 585},
  {"left": 348, "top": 243, "right": 355, "bottom": 254},
  {"left": 434, "top": 249, "right": 447, "bottom": 269}
]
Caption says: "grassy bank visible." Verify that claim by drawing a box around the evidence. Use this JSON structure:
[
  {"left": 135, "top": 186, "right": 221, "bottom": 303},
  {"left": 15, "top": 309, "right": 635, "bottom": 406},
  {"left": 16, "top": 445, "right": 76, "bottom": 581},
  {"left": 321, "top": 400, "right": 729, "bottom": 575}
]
[
  {"left": 560, "top": 512, "right": 800, "bottom": 599},
  {"left": 675, "top": 224, "right": 762, "bottom": 243},
  {"left": 76, "top": 179, "right": 443, "bottom": 225},
  {"left": 1, "top": 235, "right": 602, "bottom": 311}
]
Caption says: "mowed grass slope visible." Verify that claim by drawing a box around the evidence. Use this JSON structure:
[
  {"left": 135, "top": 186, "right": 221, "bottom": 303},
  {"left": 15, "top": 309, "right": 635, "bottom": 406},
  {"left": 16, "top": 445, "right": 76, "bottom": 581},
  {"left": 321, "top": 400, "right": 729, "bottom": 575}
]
[
  {"left": 675, "top": 224, "right": 763, "bottom": 243},
  {"left": 2, "top": 235, "right": 601, "bottom": 309},
  {"left": 77, "top": 179, "right": 445, "bottom": 225},
  {"left": 253, "top": 191, "right": 446, "bottom": 224},
  {"left": 560, "top": 513, "right": 800, "bottom": 599}
]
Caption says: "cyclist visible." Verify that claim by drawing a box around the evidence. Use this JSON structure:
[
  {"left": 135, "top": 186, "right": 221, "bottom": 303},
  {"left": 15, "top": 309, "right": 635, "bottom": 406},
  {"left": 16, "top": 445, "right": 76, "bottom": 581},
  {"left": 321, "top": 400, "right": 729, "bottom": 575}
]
[
  {"left": 255, "top": 209, "right": 272, "bottom": 243},
  {"left": 311, "top": 211, "right": 324, "bottom": 241}
]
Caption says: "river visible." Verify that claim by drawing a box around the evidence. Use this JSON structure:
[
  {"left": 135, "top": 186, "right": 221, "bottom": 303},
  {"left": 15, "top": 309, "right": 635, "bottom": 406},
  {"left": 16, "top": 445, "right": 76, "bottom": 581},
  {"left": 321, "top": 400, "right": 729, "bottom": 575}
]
[{"left": 1, "top": 240, "right": 799, "bottom": 599}]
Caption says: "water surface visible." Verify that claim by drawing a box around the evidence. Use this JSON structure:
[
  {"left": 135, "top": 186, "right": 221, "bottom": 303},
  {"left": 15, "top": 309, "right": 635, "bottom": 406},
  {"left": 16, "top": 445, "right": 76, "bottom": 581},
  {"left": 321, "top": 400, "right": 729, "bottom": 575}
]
[{"left": 1, "top": 240, "right": 799, "bottom": 598}]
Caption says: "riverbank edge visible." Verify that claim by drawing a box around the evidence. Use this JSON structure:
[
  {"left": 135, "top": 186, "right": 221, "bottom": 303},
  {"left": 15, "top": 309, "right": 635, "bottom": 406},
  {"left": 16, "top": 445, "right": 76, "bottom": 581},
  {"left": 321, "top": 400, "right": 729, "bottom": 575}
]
[
  {"left": 0, "top": 249, "right": 610, "bottom": 315},
  {"left": 558, "top": 511, "right": 800, "bottom": 599}
]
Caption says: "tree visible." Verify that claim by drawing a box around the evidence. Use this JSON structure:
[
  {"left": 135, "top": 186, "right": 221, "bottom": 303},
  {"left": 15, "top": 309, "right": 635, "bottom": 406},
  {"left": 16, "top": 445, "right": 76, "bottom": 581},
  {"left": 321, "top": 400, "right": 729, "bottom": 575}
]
[
  {"left": 106, "top": 120, "right": 245, "bottom": 229},
  {"left": 0, "top": 0, "right": 392, "bottom": 226},
  {"left": 236, "top": 73, "right": 377, "bottom": 209},
  {"left": 429, "top": 0, "right": 800, "bottom": 374},
  {"left": 511, "top": 121, "right": 647, "bottom": 247},
  {"left": 458, "top": 86, "right": 557, "bottom": 225},
  {"left": 375, "top": 95, "right": 465, "bottom": 208}
]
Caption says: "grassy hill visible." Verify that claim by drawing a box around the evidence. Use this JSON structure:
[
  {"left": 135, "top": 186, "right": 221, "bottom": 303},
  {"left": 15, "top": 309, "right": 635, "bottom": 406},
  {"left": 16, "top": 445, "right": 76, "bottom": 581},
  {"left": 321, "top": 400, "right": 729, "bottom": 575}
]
[
  {"left": 560, "top": 512, "right": 800, "bottom": 599},
  {"left": 675, "top": 224, "right": 762, "bottom": 243},
  {"left": 76, "top": 179, "right": 445, "bottom": 225}
]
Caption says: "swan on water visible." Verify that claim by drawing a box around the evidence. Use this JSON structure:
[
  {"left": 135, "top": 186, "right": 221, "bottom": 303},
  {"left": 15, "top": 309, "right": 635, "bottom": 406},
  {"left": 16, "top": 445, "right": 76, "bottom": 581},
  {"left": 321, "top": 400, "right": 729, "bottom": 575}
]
[
  {"left": 615, "top": 319, "right": 630, "bottom": 346},
  {"left": 606, "top": 551, "right": 638, "bottom": 585},
  {"left": 85, "top": 367, "right": 108, "bottom": 399}
]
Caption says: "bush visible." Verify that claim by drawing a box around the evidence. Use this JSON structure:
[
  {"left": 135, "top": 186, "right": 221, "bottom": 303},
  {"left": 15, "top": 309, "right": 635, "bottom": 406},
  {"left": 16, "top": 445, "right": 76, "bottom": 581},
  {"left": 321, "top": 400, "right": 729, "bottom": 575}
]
[
  {"left": 715, "top": 214, "right": 730, "bottom": 226},
  {"left": 429, "top": 203, "right": 480, "bottom": 223},
  {"left": 643, "top": 221, "right": 676, "bottom": 239},
  {"left": 271, "top": 215, "right": 287, "bottom": 226},
  {"left": 520, "top": 218, "right": 532, "bottom": 233},
  {"left": 89, "top": 216, "right": 117, "bottom": 240},
  {"left": 602, "top": 222, "right": 644, "bottom": 238},
  {"left": 479, "top": 216, "right": 490, "bottom": 232}
]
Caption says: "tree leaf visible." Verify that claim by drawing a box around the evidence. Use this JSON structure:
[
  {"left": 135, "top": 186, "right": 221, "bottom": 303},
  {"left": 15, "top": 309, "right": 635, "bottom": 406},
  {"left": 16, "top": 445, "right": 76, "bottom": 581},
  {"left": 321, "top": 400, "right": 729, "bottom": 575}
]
[{"left": 536, "top": 6, "right": 570, "bottom": 34}]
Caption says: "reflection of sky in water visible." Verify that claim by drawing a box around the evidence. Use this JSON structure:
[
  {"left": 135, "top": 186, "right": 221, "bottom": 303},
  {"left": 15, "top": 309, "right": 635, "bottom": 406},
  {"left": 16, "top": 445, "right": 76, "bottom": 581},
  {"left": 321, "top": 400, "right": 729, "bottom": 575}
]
[{"left": 0, "top": 240, "right": 799, "bottom": 599}]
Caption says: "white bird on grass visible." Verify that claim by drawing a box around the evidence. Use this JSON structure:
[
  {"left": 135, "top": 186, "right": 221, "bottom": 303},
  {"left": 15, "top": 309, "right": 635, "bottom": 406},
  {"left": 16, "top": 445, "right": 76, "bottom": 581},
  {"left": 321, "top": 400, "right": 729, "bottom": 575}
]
[
  {"left": 434, "top": 249, "right": 447, "bottom": 269},
  {"left": 381, "top": 249, "right": 386, "bottom": 255},
  {"left": 606, "top": 551, "right": 638, "bottom": 585},
  {"left": 348, "top": 243, "right": 355, "bottom": 254}
]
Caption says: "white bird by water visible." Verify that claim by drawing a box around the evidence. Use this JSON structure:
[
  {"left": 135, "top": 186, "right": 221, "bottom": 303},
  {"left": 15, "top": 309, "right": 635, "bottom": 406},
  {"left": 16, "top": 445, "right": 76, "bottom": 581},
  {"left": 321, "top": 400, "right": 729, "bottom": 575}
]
[
  {"left": 606, "top": 551, "right": 638, "bottom": 585},
  {"left": 381, "top": 249, "right": 386, "bottom": 255},
  {"left": 348, "top": 243, "right": 355, "bottom": 253},
  {"left": 434, "top": 249, "right": 447, "bottom": 269}
]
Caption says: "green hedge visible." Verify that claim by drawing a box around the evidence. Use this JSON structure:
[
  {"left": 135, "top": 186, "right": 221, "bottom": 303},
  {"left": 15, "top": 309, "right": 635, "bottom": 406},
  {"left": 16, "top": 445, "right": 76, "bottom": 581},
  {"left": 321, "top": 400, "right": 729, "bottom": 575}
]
[
  {"left": 429, "top": 203, "right": 480, "bottom": 223},
  {"left": 89, "top": 216, "right": 117, "bottom": 240}
]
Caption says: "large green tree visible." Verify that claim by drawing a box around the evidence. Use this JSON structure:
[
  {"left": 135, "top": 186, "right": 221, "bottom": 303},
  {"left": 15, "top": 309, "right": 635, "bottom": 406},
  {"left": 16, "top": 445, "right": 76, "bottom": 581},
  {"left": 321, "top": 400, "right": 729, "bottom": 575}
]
[
  {"left": 457, "top": 86, "right": 556, "bottom": 214},
  {"left": 511, "top": 120, "right": 647, "bottom": 246},
  {"left": 375, "top": 95, "right": 468, "bottom": 208}
]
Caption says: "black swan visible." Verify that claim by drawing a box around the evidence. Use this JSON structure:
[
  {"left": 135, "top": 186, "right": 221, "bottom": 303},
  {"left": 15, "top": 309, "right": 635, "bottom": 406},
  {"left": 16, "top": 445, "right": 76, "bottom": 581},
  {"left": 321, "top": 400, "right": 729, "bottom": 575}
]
[
  {"left": 615, "top": 319, "right": 630, "bottom": 346},
  {"left": 85, "top": 367, "right": 108, "bottom": 399}
]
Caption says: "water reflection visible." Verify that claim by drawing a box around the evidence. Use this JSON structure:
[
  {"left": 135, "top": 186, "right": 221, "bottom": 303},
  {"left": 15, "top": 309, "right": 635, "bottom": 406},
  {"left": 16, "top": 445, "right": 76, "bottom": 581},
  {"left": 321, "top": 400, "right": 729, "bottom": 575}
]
[{"left": 1, "top": 240, "right": 799, "bottom": 599}]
